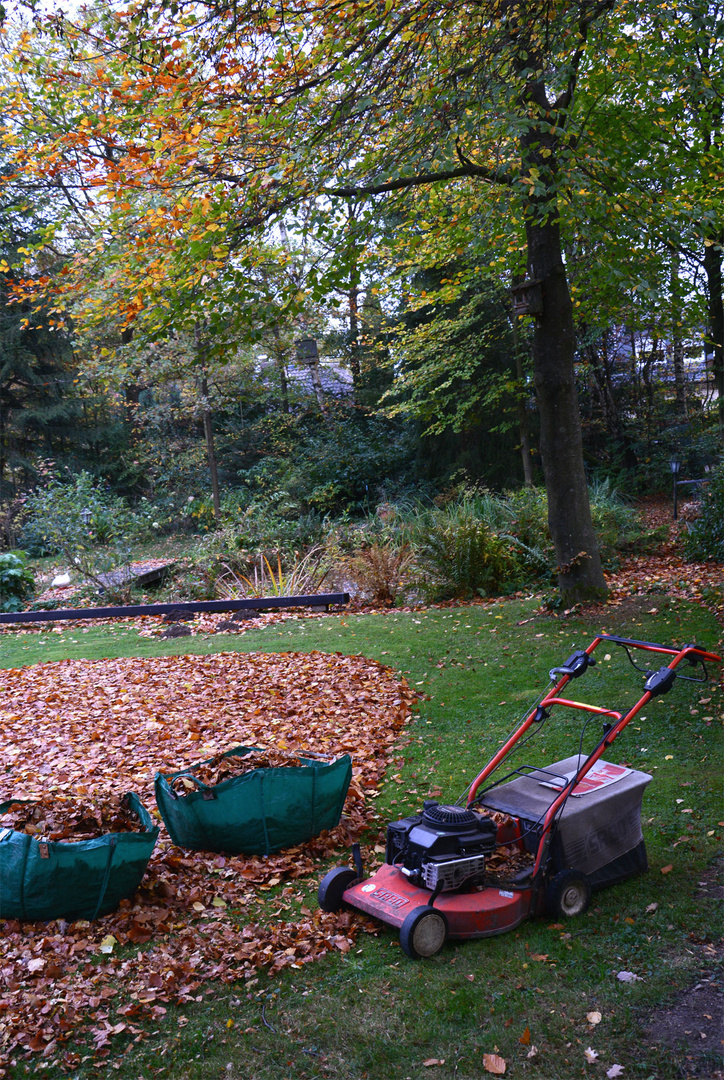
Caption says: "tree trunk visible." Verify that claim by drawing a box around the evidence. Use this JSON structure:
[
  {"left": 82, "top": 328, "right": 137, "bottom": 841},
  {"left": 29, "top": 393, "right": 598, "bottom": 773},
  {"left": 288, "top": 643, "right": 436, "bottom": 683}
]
[
  {"left": 272, "top": 325, "right": 290, "bottom": 414},
  {"left": 703, "top": 234, "right": 724, "bottom": 440},
  {"left": 198, "top": 370, "right": 221, "bottom": 521},
  {"left": 308, "top": 356, "right": 328, "bottom": 414},
  {"left": 583, "top": 332, "right": 621, "bottom": 441},
  {"left": 526, "top": 213, "right": 607, "bottom": 602},
  {"left": 511, "top": 316, "right": 534, "bottom": 487},
  {"left": 348, "top": 283, "right": 361, "bottom": 398},
  {"left": 671, "top": 249, "right": 687, "bottom": 417}
]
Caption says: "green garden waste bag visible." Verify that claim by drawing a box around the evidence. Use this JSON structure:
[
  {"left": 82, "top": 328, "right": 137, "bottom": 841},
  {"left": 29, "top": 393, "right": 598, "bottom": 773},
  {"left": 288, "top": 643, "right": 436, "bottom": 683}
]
[
  {"left": 0, "top": 793, "right": 158, "bottom": 921},
  {"left": 155, "top": 746, "right": 352, "bottom": 855}
]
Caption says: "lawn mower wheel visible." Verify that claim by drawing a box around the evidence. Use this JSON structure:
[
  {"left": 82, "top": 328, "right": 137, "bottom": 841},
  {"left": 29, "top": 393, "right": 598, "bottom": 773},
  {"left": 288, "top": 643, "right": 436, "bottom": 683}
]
[
  {"left": 318, "top": 866, "right": 357, "bottom": 912},
  {"left": 546, "top": 869, "right": 591, "bottom": 918},
  {"left": 400, "top": 906, "right": 449, "bottom": 959}
]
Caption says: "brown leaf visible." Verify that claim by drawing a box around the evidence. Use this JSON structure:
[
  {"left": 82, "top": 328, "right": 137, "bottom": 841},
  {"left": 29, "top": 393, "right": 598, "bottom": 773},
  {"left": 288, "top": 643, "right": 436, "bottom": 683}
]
[
  {"left": 483, "top": 1053, "right": 507, "bottom": 1075},
  {"left": 0, "top": 650, "right": 415, "bottom": 1071}
]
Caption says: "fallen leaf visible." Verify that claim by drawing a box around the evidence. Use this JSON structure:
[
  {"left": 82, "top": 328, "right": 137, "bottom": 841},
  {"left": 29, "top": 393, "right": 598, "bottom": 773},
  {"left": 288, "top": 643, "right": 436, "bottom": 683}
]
[
  {"left": 423, "top": 1059, "right": 445, "bottom": 1067},
  {"left": 519, "top": 1026, "right": 531, "bottom": 1045},
  {"left": 587, "top": 1011, "right": 602, "bottom": 1025},
  {"left": 585, "top": 1047, "right": 598, "bottom": 1062},
  {"left": 645, "top": 903, "right": 658, "bottom": 914},
  {"left": 0, "top": 649, "right": 416, "bottom": 1070},
  {"left": 616, "top": 971, "right": 642, "bottom": 983},
  {"left": 606, "top": 1067, "right": 624, "bottom": 1078},
  {"left": 527, "top": 1046, "right": 538, "bottom": 1059},
  {"left": 660, "top": 865, "right": 674, "bottom": 875},
  {"left": 483, "top": 1053, "right": 506, "bottom": 1075}
]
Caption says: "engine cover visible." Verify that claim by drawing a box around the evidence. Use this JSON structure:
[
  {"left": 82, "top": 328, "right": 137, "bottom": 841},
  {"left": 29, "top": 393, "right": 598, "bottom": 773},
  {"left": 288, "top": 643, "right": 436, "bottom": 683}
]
[{"left": 386, "top": 802, "right": 497, "bottom": 892}]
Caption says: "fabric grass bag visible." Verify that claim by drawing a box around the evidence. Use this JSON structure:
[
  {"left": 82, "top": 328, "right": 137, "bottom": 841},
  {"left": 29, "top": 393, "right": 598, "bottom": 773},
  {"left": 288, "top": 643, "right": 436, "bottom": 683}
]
[
  {"left": 0, "top": 793, "right": 159, "bottom": 922},
  {"left": 155, "top": 746, "right": 353, "bottom": 855}
]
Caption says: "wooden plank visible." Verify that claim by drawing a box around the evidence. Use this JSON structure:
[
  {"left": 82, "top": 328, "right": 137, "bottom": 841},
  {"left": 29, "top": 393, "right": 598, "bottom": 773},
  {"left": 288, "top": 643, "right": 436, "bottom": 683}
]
[
  {"left": 0, "top": 593, "right": 350, "bottom": 625},
  {"left": 96, "top": 560, "right": 175, "bottom": 590}
]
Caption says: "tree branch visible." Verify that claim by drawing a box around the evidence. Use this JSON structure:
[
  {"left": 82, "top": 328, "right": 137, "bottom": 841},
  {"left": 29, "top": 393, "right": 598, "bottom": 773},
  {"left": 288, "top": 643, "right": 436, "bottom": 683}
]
[{"left": 326, "top": 160, "right": 513, "bottom": 198}]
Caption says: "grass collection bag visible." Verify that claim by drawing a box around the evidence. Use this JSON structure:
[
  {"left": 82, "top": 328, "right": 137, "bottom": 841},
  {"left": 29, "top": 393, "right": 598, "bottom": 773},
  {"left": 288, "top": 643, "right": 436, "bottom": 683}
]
[
  {"left": 155, "top": 746, "right": 352, "bottom": 855},
  {"left": 0, "top": 792, "right": 159, "bottom": 921}
]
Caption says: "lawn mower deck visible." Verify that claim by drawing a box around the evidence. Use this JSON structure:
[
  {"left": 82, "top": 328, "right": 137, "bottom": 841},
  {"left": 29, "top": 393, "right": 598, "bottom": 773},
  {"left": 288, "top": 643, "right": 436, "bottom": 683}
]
[{"left": 319, "top": 633, "right": 721, "bottom": 958}]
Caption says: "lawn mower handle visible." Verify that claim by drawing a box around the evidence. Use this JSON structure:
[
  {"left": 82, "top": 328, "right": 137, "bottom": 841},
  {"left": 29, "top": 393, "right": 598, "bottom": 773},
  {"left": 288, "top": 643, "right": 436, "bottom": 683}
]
[{"left": 466, "top": 635, "right": 721, "bottom": 808}]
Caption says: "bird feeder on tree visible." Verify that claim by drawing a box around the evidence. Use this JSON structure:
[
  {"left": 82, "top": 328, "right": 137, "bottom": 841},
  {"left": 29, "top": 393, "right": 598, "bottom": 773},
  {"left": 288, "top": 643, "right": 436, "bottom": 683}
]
[{"left": 512, "top": 278, "right": 543, "bottom": 316}]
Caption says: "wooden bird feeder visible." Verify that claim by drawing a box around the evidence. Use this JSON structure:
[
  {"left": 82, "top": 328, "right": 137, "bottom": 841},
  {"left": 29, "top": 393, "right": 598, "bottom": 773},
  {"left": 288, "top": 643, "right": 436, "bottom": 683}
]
[{"left": 512, "top": 278, "right": 543, "bottom": 316}]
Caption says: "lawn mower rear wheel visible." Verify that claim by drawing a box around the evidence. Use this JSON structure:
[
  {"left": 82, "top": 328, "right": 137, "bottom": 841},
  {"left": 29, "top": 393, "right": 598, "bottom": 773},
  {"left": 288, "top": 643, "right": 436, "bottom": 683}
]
[{"left": 546, "top": 869, "right": 591, "bottom": 918}]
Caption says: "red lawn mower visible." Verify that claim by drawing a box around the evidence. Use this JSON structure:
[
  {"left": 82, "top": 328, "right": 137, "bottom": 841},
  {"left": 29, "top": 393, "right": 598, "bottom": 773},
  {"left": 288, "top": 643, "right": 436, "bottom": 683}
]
[{"left": 318, "top": 634, "right": 721, "bottom": 958}]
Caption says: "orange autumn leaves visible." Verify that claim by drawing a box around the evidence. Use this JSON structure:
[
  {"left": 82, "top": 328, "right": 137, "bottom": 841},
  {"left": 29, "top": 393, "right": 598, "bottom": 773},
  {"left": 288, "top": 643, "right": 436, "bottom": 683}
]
[{"left": 0, "top": 650, "right": 416, "bottom": 1073}]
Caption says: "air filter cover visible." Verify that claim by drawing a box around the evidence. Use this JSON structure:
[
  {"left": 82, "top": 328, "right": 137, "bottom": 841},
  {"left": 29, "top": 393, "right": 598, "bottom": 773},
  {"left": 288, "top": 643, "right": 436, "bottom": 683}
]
[{"left": 422, "top": 802, "right": 479, "bottom": 829}]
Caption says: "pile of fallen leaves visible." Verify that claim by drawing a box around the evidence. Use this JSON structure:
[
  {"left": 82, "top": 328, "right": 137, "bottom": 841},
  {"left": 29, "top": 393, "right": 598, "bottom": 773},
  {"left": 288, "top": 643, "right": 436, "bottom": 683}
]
[
  {"left": 0, "top": 650, "right": 416, "bottom": 1074},
  {"left": 0, "top": 794, "right": 145, "bottom": 841},
  {"left": 168, "top": 748, "right": 308, "bottom": 795}
]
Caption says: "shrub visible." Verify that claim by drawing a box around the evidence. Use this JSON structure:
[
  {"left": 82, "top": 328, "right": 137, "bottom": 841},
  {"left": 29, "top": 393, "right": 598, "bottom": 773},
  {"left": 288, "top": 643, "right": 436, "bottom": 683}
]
[
  {"left": 587, "top": 477, "right": 640, "bottom": 564},
  {"left": 684, "top": 464, "right": 724, "bottom": 563},
  {"left": 19, "top": 473, "right": 138, "bottom": 602},
  {"left": 345, "top": 543, "right": 413, "bottom": 604},
  {"left": 0, "top": 551, "right": 34, "bottom": 612},
  {"left": 409, "top": 499, "right": 521, "bottom": 600},
  {"left": 19, "top": 473, "right": 136, "bottom": 557}
]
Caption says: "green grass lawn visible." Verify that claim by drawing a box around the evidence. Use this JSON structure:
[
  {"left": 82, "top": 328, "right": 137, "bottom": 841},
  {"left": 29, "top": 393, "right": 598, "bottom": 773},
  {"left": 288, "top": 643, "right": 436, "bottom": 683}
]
[{"left": 1, "top": 595, "right": 722, "bottom": 1079}]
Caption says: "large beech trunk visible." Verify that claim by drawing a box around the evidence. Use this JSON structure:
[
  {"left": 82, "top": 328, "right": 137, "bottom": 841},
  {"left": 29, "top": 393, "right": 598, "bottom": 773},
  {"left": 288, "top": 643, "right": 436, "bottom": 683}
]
[{"left": 526, "top": 214, "right": 608, "bottom": 602}]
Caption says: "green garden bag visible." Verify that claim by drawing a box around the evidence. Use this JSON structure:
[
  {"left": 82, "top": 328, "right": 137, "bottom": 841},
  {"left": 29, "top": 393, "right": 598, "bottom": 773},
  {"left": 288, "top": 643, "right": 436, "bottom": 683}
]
[
  {"left": 0, "top": 793, "right": 159, "bottom": 922},
  {"left": 155, "top": 746, "right": 352, "bottom": 855}
]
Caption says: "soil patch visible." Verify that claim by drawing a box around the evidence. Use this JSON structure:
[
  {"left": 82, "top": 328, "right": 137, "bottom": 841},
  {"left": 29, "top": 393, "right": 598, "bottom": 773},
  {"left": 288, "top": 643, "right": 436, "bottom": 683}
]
[{"left": 641, "top": 856, "right": 724, "bottom": 1078}]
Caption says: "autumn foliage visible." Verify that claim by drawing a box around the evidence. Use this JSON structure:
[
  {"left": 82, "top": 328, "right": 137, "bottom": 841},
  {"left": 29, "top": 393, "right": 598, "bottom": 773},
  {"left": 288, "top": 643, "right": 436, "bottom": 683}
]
[{"left": 0, "top": 650, "right": 416, "bottom": 1073}]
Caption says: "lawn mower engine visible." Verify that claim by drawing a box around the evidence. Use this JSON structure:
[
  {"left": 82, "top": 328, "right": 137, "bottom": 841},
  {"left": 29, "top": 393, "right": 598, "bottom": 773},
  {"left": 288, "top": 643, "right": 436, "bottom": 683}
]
[{"left": 385, "top": 801, "right": 497, "bottom": 893}]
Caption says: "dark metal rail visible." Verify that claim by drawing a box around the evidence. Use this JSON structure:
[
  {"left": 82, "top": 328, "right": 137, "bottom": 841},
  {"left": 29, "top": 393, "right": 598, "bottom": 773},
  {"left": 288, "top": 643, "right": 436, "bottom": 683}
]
[{"left": 0, "top": 593, "right": 350, "bottom": 625}]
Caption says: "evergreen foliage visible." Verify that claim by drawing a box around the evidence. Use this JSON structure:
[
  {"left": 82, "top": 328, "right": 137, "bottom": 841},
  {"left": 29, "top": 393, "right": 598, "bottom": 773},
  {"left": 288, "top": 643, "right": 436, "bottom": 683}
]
[
  {"left": 684, "top": 463, "right": 724, "bottom": 563},
  {"left": 0, "top": 550, "right": 34, "bottom": 611}
]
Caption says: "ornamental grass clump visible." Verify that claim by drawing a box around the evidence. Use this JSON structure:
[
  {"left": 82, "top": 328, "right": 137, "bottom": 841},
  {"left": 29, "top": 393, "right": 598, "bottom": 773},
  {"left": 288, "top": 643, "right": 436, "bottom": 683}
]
[{"left": 345, "top": 542, "right": 413, "bottom": 604}]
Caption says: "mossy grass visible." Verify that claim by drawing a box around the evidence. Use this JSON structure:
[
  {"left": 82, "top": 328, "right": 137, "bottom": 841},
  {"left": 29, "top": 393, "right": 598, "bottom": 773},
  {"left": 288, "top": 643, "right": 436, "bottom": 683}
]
[{"left": 1, "top": 597, "right": 722, "bottom": 1079}]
